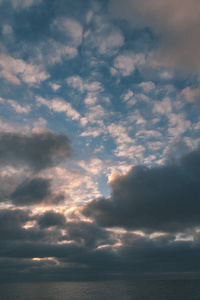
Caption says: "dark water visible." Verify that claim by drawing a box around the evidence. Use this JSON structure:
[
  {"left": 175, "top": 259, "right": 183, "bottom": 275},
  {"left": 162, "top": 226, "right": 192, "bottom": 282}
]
[{"left": 1, "top": 279, "right": 200, "bottom": 300}]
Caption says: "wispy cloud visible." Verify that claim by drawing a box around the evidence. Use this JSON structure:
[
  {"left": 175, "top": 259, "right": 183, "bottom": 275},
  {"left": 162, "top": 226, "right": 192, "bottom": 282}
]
[{"left": 0, "top": 53, "right": 49, "bottom": 85}]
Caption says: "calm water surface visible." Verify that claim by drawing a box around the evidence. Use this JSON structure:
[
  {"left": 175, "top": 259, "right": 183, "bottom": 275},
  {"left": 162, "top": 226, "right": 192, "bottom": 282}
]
[{"left": 1, "top": 279, "right": 200, "bottom": 300}]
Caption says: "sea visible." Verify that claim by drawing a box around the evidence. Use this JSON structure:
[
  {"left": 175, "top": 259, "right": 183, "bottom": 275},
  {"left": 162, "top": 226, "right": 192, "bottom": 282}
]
[{"left": 1, "top": 279, "right": 200, "bottom": 300}]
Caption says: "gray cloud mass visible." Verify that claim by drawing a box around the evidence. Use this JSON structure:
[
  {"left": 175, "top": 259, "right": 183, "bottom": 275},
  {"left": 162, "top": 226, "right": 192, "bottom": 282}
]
[
  {"left": 11, "top": 178, "right": 65, "bottom": 206},
  {"left": 83, "top": 147, "right": 200, "bottom": 233},
  {"left": 0, "top": 131, "right": 72, "bottom": 171}
]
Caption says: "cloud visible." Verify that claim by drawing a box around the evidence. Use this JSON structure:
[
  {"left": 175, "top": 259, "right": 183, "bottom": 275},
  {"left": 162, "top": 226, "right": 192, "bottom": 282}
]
[
  {"left": 35, "top": 40, "right": 78, "bottom": 65},
  {"left": 11, "top": 178, "right": 50, "bottom": 206},
  {"left": 0, "top": 54, "right": 49, "bottom": 85},
  {"left": 2, "top": 24, "right": 13, "bottom": 35},
  {"left": 0, "top": 0, "right": 42, "bottom": 10},
  {"left": 1, "top": 234, "right": 200, "bottom": 281},
  {"left": 121, "top": 89, "right": 134, "bottom": 102},
  {"left": 0, "top": 97, "right": 31, "bottom": 114},
  {"left": 84, "top": 14, "right": 124, "bottom": 55},
  {"left": 36, "top": 96, "right": 82, "bottom": 122},
  {"left": 49, "top": 82, "right": 61, "bottom": 91},
  {"left": 10, "top": 178, "right": 64, "bottom": 206},
  {"left": 37, "top": 211, "right": 66, "bottom": 228},
  {"left": 1, "top": 207, "right": 200, "bottom": 280},
  {"left": 167, "top": 113, "right": 191, "bottom": 137},
  {"left": 83, "top": 147, "right": 200, "bottom": 233},
  {"left": 110, "top": 0, "right": 200, "bottom": 71},
  {"left": 85, "top": 105, "right": 106, "bottom": 124},
  {"left": 113, "top": 52, "right": 145, "bottom": 76},
  {"left": 0, "top": 209, "right": 30, "bottom": 228},
  {"left": 53, "top": 17, "right": 83, "bottom": 47},
  {"left": 153, "top": 97, "right": 172, "bottom": 115},
  {"left": 62, "top": 220, "right": 111, "bottom": 248},
  {"left": 181, "top": 87, "right": 200, "bottom": 103},
  {"left": 139, "top": 81, "right": 155, "bottom": 92},
  {"left": 108, "top": 123, "right": 145, "bottom": 160},
  {"left": 0, "top": 240, "right": 84, "bottom": 259},
  {"left": 66, "top": 76, "right": 103, "bottom": 93},
  {"left": 0, "top": 209, "right": 37, "bottom": 241},
  {"left": 0, "top": 131, "right": 72, "bottom": 171}
]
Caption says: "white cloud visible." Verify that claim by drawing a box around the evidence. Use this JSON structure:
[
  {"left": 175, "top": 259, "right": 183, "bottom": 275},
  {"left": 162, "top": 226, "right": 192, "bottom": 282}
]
[
  {"left": 110, "top": 67, "right": 118, "bottom": 76},
  {"left": 0, "top": 54, "right": 49, "bottom": 85},
  {"left": 167, "top": 113, "right": 191, "bottom": 137},
  {"left": 49, "top": 82, "right": 61, "bottom": 91},
  {"left": 136, "top": 129, "right": 163, "bottom": 139},
  {"left": 85, "top": 105, "right": 106, "bottom": 124},
  {"left": 159, "top": 70, "right": 173, "bottom": 79},
  {"left": 32, "top": 117, "right": 47, "bottom": 132},
  {"left": 7, "top": 99, "right": 31, "bottom": 114},
  {"left": 0, "top": 97, "right": 30, "bottom": 114},
  {"left": 114, "top": 143, "right": 145, "bottom": 160},
  {"left": 193, "top": 122, "right": 200, "bottom": 131},
  {"left": 86, "top": 10, "right": 93, "bottom": 24},
  {"left": 78, "top": 157, "right": 104, "bottom": 176},
  {"left": 153, "top": 97, "right": 172, "bottom": 115},
  {"left": 134, "top": 93, "right": 150, "bottom": 102},
  {"left": 36, "top": 96, "right": 81, "bottom": 121},
  {"left": 0, "top": 0, "right": 42, "bottom": 9},
  {"left": 53, "top": 17, "right": 83, "bottom": 47},
  {"left": 67, "top": 76, "right": 85, "bottom": 92},
  {"left": 2, "top": 24, "right": 13, "bottom": 35},
  {"left": 80, "top": 127, "right": 104, "bottom": 138},
  {"left": 35, "top": 39, "right": 78, "bottom": 65},
  {"left": 84, "top": 14, "right": 124, "bottom": 55},
  {"left": 139, "top": 81, "right": 155, "bottom": 92},
  {"left": 84, "top": 93, "right": 98, "bottom": 106},
  {"left": 113, "top": 52, "right": 145, "bottom": 76},
  {"left": 122, "top": 89, "right": 134, "bottom": 102},
  {"left": 127, "top": 110, "right": 146, "bottom": 125},
  {"left": 67, "top": 76, "right": 103, "bottom": 93},
  {"left": 147, "top": 141, "right": 164, "bottom": 151},
  {"left": 0, "top": 117, "right": 30, "bottom": 133},
  {"left": 98, "top": 30, "right": 124, "bottom": 55},
  {"left": 108, "top": 123, "right": 145, "bottom": 160},
  {"left": 181, "top": 87, "right": 200, "bottom": 103}
]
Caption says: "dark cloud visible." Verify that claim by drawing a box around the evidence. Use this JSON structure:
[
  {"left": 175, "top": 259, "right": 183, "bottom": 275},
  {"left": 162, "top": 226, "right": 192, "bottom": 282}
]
[
  {"left": 83, "top": 147, "right": 200, "bottom": 233},
  {"left": 0, "top": 174, "right": 19, "bottom": 202},
  {"left": 11, "top": 178, "right": 50, "bottom": 206},
  {"left": 0, "top": 131, "right": 72, "bottom": 171},
  {"left": 0, "top": 208, "right": 62, "bottom": 242},
  {"left": 0, "top": 209, "right": 30, "bottom": 228},
  {"left": 10, "top": 177, "right": 65, "bottom": 206},
  {"left": 62, "top": 220, "right": 112, "bottom": 248},
  {"left": 1, "top": 208, "right": 200, "bottom": 281},
  {"left": 0, "top": 240, "right": 85, "bottom": 259},
  {"left": 0, "top": 209, "right": 32, "bottom": 241},
  {"left": 38, "top": 211, "right": 66, "bottom": 228}
]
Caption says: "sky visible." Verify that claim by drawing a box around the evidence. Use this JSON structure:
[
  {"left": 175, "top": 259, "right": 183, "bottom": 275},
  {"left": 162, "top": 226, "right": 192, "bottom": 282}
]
[{"left": 0, "top": 0, "right": 200, "bottom": 282}]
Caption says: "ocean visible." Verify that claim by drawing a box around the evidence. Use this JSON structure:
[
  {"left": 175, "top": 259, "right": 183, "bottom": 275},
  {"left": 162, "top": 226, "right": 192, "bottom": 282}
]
[{"left": 1, "top": 279, "right": 200, "bottom": 300}]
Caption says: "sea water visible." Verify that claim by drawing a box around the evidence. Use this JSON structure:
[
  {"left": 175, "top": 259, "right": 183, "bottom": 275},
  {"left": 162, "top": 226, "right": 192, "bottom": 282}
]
[{"left": 0, "top": 279, "right": 200, "bottom": 300}]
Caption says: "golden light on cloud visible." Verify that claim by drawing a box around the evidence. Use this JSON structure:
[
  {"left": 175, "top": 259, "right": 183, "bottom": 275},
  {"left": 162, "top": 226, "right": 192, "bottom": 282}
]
[
  {"left": 32, "top": 257, "right": 56, "bottom": 261},
  {"left": 32, "top": 257, "right": 60, "bottom": 266},
  {"left": 22, "top": 221, "right": 36, "bottom": 229},
  {"left": 108, "top": 172, "right": 121, "bottom": 183}
]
